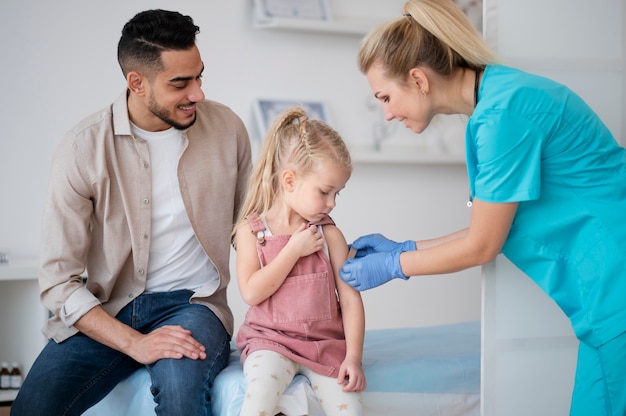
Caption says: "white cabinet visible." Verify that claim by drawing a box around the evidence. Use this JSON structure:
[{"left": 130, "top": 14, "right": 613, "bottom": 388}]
[
  {"left": 0, "top": 262, "right": 48, "bottom": 396},
  {"left": 481, "top": 255, "right": 578, "bottom": 416},
  {"left": 479, "top": 1, "right": 623, "bottom": 412}
]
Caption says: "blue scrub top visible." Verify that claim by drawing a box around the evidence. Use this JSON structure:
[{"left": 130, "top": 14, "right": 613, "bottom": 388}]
[{"left": 466, "top": 65, "right": 626, "bottom": 347}]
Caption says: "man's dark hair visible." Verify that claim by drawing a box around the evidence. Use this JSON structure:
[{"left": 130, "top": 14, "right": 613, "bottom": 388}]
[{"left": 117, "top": 9, "right": 200, "bottom": 78}]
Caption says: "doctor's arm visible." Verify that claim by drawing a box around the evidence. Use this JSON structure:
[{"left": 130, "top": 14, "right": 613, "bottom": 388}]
[
  {"left": 340, "top": 199, "right": 518, "bottom": 290},
  {"left": 402, "top": 199, "right": 518, "bottom": 276}
]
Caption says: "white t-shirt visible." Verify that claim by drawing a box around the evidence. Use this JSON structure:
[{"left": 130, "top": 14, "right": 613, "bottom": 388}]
[{"left": 132, "top": 123, "right": 219, "bottom": 293}]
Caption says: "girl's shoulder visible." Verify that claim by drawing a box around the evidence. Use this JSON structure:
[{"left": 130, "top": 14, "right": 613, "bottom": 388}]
[{"left": 317, "top": 216, "right": 345, "bottom": 243}]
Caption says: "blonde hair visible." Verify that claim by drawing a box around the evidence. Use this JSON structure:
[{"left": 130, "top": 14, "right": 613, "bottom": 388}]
[
  {"left": 358, "top": 0, "right": 498, "bottom": 82},
  {"left": 232, "top": 107, "right": 351, "bottom": 241}
]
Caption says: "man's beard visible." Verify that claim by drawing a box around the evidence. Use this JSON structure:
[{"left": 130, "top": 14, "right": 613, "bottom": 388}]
[{"left": 148, "top": 95, "right": 197, "bottom": 130}]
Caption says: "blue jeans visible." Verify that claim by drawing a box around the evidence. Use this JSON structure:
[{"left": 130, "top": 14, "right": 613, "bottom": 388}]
[{"left": 11, "top": 290, "right": 231, "bottom": 416}]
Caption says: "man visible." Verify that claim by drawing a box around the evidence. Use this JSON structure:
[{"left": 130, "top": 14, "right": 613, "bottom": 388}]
[{"left": 12, "top": 9, "right": 251, "bottom": 416}]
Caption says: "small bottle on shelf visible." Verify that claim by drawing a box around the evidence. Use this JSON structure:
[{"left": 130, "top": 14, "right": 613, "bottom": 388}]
[
  {"left": 10, "top": 362, "right": 22, "bottom": 389},
  {"left": 0, "top": 362, "right": 10, "bottom": 389}
]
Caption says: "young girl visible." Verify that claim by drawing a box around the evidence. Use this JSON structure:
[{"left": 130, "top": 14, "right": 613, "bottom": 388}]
[{"left": 233, "top": 107, "right": 366, "bottom": 416}]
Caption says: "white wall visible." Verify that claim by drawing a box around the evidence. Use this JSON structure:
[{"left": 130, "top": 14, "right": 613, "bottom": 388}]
[
  {"left": 483, "top": 0, "right": 624, "bottom": 145},
  {"left": 0, "top": 0, "right": 405, "bottom": 258},
  {"left": 3, "top": 0, "right": 622, "bottom": 332},
  {"left": 0, "top": 0, "right": 480, "bottom": 332}
]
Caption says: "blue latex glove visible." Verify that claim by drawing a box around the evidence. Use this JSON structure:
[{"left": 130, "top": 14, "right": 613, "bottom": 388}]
[
  {"left": 351, "top": 233, "right": 416, "bottom": 258},
  {"left": 340, "top": 250, "right": 409, "bottom": 291}
]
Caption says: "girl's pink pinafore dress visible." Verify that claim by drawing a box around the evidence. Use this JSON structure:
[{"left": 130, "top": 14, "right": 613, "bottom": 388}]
[{"left": 235, "top": 213, "right": 346, "bottom": 377}]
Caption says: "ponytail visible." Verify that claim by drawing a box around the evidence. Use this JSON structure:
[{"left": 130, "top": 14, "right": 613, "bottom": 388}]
[{"left": 358, "top": 0, "right": 498, "bottom": 81}]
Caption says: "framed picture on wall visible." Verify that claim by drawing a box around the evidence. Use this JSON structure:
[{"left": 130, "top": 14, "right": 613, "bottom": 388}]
[
  {"left": 252, "top": 98, "right": 330, "bottom": 138},
  {"left": 253, "top": 0, "right": 332, "bottom": 21}
]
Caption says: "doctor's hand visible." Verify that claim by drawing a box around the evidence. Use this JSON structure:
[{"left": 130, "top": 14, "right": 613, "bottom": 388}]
[
  {"left": 340, "top": 250, "right": 409, "bottom": 291},
  {"left": 351, "top": 233, "right": 416, "bottom": 258}
]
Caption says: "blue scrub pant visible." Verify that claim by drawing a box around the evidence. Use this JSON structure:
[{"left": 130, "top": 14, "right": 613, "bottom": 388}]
[
  {"left": 11, "top": 289, "right": 231, "bottom": 416},
  {"left": 570, "top": 330, "right": 626, "bottom": 416}
]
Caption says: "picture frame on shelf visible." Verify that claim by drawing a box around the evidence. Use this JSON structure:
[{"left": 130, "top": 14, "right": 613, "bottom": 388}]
[
  {"left": 250, "top": 98, "right": 331, "bottom": 159},
  {"left": 252, "top": 98, "right": 331, "bottom": 138},
  {"left": 253, "top": 0, "right": 332, "bottom": 22}
]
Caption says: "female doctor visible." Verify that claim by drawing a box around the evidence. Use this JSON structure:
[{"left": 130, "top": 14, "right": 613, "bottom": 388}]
[{"left": 339, "top": 0, "right": 626, "bottom": 414}]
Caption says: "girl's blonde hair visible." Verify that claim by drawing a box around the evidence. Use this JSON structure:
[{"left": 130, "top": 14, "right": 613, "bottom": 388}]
[
  {"left": 358, "top": 0, "right": 498, "bottom": 82},
  {"left": 233, "top": 106, "right": 351, "bottom": 241}
]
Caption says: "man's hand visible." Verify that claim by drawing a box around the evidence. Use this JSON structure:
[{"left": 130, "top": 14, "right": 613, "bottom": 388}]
[
  {"left": 126, "top": 325, "right": 207, "bottom": 364},
  {"left": 75, "top": 307, "right": 207, "bottom": 365}
]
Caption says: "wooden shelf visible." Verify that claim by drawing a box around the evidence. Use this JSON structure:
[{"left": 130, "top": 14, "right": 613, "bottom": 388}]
[{"left": 253, "top": 16, "right": 377, "bottom": 36}]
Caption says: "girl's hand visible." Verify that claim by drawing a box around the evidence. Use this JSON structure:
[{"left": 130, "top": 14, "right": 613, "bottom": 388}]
[
  {"left": 337, "top": 356, "right": 367, "bottom": 392},
  {"left": 286, "top": 223, "right": 324, "bottom": 257}
]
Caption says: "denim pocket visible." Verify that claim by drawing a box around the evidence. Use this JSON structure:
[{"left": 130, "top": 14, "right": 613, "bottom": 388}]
[{"left": 271, "top": 272, "right": 332, "bottom": 323}]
